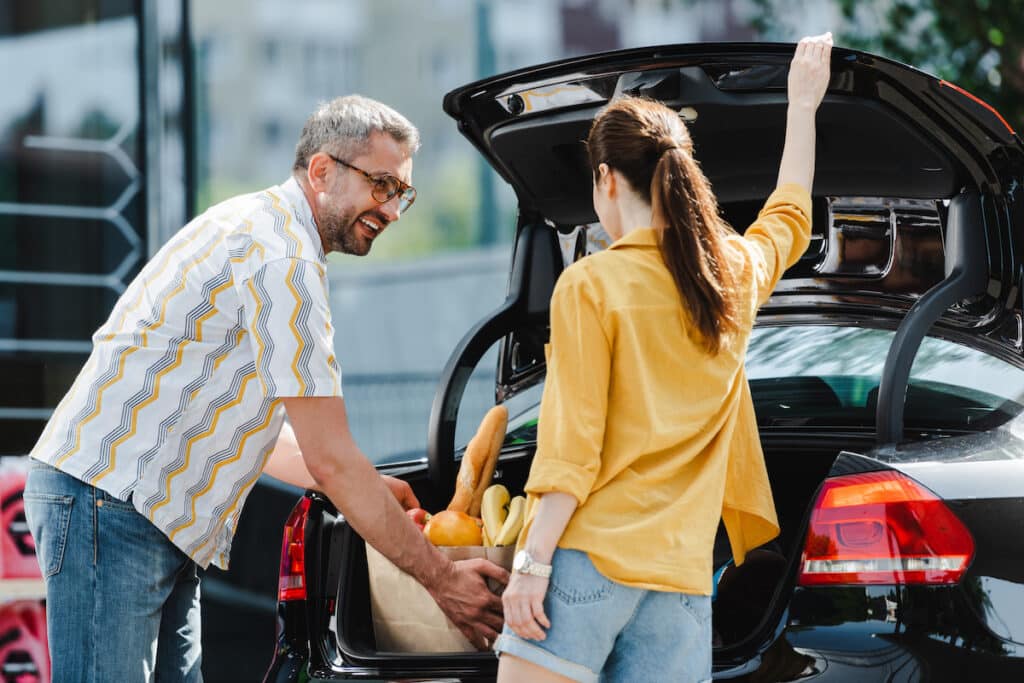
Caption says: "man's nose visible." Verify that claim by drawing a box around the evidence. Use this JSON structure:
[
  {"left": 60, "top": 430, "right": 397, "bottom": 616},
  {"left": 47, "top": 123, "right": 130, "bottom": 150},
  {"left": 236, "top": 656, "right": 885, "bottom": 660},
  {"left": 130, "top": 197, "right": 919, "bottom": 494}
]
[{"left": 379, "top": 195, "right": 401, "bottom": 222}]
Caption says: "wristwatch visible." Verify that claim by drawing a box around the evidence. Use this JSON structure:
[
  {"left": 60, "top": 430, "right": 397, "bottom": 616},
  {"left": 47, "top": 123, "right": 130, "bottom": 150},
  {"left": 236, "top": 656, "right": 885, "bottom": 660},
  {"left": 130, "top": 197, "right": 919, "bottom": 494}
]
[{"left": 513, "top": 550, "right": 552, "bottom": 578}]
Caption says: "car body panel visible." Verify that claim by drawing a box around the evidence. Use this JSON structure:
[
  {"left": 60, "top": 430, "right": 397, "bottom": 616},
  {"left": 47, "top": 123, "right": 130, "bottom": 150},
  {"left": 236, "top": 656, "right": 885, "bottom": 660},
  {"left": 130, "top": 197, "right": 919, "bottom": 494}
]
[
  {"left": 787, "top": 584, "right": 1024, "bottom": 681},
  {"left": 827, "top": 443, "right": 1024, "bottom": 649}
]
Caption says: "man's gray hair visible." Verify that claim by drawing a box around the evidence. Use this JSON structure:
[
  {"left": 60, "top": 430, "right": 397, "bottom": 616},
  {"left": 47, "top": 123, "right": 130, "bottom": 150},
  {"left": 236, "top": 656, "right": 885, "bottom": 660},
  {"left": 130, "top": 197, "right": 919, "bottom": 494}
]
[{"left": 293, "top": 95, "right": 421, "bottom": 170}]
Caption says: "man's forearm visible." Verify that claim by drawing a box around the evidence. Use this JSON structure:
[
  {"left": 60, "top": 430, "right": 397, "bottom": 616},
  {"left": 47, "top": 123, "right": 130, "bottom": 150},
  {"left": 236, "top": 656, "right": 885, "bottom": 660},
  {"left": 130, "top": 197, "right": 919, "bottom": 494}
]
[
  {"left": 310, "top": 444, "right": 450, "bottom": 590},
  {"left": 282, "top": 396, "right": 452, "bottom": 592}
]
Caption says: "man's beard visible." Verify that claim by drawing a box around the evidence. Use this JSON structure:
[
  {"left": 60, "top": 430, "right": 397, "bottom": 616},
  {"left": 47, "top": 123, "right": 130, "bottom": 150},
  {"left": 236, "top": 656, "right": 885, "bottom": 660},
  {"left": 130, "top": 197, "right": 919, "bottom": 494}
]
[{"left": 320, "top": 205, "right": 372, "bottom": 256}]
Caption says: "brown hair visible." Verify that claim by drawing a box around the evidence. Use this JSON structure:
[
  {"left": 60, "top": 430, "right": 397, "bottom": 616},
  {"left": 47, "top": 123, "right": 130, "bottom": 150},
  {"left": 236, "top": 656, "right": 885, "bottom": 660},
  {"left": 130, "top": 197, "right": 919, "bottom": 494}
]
[{"left": 587, "top": 96, "right": 738, "bottom": 354}]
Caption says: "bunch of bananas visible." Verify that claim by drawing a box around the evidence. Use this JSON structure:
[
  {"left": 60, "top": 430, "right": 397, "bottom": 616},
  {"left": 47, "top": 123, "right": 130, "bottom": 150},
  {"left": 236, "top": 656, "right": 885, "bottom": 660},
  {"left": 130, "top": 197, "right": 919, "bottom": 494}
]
[{"left": 480, "top": 484, "right": 525, "bottom": 547}]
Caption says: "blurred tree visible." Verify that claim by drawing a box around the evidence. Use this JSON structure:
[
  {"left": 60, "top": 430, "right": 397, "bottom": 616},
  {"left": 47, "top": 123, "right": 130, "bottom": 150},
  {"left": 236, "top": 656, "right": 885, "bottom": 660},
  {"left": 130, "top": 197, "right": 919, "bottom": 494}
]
[
  {"left": 75, "top": 108, "right": 121, "bottom": 140},
  {"left": 751, "top": 0, "right": 1024, "bottom": 132}
]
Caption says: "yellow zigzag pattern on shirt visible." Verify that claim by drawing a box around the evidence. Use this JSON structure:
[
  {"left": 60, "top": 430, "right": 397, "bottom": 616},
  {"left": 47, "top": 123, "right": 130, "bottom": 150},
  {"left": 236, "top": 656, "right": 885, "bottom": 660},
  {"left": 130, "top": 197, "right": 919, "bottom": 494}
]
[
  {"left": 89, "top": 237, "right": 226, "bottom": 483},
  {"left": 168, "top": 400, "right": 278, "bottom": 543},
  {"left": 54, "top": 234, "right": 199, "bottom": 469},
  {"left": 148, "top": 371, "right": 259, "bottom": 519},
  {"left": 246, "top": 276, "right": 268, "bottom": 391},
  {"left": 285, "top": 259, "right": 308, "bottom": 395},
  {"left": 190, "top": 432, "right": 276, "bottom": 565},
  {"left": 267, "top": 191, "right": 304, "bottom": 259}
]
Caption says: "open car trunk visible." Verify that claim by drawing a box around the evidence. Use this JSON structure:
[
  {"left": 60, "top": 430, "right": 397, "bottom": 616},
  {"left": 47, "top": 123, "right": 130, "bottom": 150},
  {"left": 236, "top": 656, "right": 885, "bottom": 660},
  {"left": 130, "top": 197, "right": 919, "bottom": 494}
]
[{"left": 306, "top": 432, "right": 875, "bottom": 677}]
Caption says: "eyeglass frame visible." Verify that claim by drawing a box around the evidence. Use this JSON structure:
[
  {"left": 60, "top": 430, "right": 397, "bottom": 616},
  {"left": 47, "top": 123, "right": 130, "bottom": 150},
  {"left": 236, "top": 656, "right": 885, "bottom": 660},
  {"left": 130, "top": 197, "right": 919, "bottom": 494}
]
[{"left": 325, "top": 153, "right": 417, "bottom": 212}]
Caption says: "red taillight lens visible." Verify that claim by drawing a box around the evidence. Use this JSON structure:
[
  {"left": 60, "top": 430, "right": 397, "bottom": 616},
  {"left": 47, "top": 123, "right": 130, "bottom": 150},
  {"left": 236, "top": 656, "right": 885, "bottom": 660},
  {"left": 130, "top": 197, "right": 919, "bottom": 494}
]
[
  {"left": 798, "top": 470, "right": 974, "bottom": 586},
  {"left": 278, "top": 496, "right": 311, "bottom": 601}
]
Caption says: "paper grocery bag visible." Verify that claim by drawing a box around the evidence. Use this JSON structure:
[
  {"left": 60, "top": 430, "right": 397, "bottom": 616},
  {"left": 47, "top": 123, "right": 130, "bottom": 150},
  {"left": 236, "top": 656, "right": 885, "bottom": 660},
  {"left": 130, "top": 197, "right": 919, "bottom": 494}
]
[{"left": 366, "top": 543, "right": 514, "bottom": 653}]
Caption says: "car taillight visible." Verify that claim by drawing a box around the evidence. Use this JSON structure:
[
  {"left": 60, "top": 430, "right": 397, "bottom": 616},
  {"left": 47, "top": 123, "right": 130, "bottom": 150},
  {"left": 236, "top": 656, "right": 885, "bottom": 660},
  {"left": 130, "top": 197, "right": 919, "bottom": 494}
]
[
  {"left": 278, "top": 496, "right": 311, "bottom": 601},
  {"left": 798, "top": 470, "right": 974, "bottom": 586}
]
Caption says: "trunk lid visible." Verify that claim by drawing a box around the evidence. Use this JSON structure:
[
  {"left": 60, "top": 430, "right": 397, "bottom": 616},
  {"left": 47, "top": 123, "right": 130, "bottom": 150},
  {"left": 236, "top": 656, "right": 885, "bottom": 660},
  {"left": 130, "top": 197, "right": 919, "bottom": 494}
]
[
  {"left": 443, "top": 44, "right": 1024, "bottom": 401},
  {"left": 444, "top": 43, "right": 1022, "bottom": 217}
]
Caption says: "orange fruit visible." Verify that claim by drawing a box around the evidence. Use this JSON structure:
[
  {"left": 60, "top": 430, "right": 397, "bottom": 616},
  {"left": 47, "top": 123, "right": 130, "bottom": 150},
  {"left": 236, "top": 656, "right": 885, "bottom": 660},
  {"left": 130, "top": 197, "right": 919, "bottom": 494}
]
[{"left": 423, "top": 510, "right": 484, "bottom": 546}]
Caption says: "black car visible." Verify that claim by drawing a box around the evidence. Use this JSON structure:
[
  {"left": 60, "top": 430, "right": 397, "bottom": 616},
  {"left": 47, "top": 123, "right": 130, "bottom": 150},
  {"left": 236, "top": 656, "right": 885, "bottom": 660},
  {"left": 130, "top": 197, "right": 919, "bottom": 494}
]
[{"left": 265, "top": 43, "right": 1024, "bottom": 682}]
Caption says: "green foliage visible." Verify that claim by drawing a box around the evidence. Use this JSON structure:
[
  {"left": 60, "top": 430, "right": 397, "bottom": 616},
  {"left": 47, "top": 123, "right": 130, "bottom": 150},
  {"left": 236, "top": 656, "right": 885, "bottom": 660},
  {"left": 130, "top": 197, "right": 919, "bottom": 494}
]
[{"left": 752, "top": 0, "right": 1024, "bottom": 131}]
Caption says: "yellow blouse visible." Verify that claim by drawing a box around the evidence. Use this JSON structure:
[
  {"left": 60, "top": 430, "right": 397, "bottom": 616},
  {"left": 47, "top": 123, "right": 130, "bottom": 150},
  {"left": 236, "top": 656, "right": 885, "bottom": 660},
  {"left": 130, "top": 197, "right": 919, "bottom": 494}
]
[{"left": 520, "top": 183, "right": 813, "bottom": 594}]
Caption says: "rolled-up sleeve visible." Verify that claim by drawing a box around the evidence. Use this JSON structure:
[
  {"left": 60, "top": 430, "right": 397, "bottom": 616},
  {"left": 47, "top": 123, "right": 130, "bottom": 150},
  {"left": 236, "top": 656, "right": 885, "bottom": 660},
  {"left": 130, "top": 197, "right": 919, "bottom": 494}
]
[
  {"left": 742, "top": 183, "right": 813, "bottom": 305},
  {"left": 240, "top": 257, "right": 343, "bottom": 398},
  {"left": 524, "top": 265, "right": 610, "bottom": 505}
]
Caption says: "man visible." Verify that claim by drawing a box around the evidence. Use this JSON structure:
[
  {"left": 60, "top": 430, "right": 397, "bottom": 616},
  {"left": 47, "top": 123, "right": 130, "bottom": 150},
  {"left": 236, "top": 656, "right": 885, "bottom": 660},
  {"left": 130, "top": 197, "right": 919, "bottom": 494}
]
[{"left": 24, "top": 95, "right": 507, "bottom": 682}]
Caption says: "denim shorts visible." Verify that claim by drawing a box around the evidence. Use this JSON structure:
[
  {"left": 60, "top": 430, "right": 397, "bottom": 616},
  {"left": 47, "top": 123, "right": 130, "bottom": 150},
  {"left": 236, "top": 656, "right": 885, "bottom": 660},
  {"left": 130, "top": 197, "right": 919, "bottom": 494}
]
[{"left": 493, "top": 548, "right": 712, "bottom": 683}]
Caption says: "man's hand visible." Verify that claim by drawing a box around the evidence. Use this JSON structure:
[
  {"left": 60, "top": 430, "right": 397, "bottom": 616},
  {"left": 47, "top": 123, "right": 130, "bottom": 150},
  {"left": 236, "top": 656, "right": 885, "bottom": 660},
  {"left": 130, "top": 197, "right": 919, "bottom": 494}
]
[
  {"left": 425, "top": 558, "right": 509, "bottom": 650},
  {"left": 281, "top": 396, "right": 504, "bottom": 649},
  {"left": 381, "top": 475, "right": 419, "bottom": 510}
]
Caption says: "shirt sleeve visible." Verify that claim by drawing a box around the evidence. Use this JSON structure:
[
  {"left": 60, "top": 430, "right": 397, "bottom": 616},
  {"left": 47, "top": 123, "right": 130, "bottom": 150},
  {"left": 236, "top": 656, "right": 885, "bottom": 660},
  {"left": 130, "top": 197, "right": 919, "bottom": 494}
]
[
  {"left": 524, "top": 265, "right": 611, "bottom": 506},
  {"left": 742, "top": 183, "right": 813, "bottom": 306},
  {"left": 240, "top": 257, "right": 343, "bottom": 398}
]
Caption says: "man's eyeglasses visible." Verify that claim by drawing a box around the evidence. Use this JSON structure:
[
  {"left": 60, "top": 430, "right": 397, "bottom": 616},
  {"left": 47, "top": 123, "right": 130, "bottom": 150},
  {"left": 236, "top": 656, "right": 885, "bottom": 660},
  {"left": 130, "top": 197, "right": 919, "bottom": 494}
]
[{"left": 326, "top": 154, "right": 417, "bottom": 213}]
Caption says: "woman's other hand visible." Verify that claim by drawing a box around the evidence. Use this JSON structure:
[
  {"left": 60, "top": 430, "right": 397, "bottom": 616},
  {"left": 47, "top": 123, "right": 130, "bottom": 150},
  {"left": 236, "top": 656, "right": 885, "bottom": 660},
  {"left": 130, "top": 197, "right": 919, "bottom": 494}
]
[
  {"left": 502, "top": 572, "right": 552, "bottom": 641},
  {"left": 788, "top": 32, "right": 833, "bottom": 112}
]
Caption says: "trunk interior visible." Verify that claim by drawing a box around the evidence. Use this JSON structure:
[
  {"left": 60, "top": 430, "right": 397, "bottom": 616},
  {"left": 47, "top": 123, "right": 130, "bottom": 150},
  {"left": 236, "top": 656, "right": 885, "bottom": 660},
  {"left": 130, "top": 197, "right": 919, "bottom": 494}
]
[{"left": 320, "top": 433, "right": 872, "bottom": 668}]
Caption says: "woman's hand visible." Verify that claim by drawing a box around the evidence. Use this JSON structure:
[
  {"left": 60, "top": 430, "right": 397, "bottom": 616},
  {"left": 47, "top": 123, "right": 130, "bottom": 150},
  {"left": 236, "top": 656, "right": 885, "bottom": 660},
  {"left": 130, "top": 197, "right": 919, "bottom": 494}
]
[
  {"left": 502, "top": 493, "right": 576, "bottom": 640},
  {"left": 777, "top": 32, "right": 833, "bottom": 190},
  {"left": 788, "top": 32, "right": 833, "bottom": 112},
  {"left": 502, "top": 571, "right": 552, "bottom": 641}
]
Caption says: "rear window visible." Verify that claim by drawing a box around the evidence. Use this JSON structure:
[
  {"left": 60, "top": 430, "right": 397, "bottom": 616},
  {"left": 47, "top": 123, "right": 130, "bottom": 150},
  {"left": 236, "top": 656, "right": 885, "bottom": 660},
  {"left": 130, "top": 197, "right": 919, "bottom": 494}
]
[
  {"left": 499, "top": 324, "right": 1024, "bottom": 447},
  {"left": 747, "top": 325, "right": 1024, "bottom": 433}
]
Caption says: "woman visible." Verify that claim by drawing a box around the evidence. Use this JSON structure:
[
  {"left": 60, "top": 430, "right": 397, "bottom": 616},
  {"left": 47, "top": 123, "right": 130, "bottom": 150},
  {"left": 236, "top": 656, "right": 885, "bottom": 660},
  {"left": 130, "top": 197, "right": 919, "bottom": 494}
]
[{"left": 493, "top": 34, "right": 833, "bottom": 683}]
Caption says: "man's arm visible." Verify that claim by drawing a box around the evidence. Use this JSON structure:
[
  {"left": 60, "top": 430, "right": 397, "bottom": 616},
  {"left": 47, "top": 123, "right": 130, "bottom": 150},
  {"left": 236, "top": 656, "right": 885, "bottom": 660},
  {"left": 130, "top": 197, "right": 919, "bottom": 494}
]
[
  {"left": 280, "top": 395, "right": 508, "bottom": 650},
  {"left": 263, "top": 421, "right": 317, "bottom": 489},
  {"left": 264, "top": 420, "right": 424, "bottom": 512}
]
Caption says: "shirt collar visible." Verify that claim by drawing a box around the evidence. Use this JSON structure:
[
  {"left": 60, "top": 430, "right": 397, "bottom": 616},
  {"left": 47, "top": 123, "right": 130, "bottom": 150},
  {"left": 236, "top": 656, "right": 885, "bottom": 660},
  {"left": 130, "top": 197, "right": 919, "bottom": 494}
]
[
  {"left": 278, "top": 176, "right": 327, "bottom": 264},
  {"left": 607, "top": 226, "right": 660, "bottom": 251}
]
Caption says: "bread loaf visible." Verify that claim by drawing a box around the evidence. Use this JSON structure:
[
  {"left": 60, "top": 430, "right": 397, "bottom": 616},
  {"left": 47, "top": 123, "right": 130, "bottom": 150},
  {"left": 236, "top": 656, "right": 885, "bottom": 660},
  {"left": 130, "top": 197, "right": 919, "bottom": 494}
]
[{"left": 448, "top": 405, "right": 508, "bottom": 515}]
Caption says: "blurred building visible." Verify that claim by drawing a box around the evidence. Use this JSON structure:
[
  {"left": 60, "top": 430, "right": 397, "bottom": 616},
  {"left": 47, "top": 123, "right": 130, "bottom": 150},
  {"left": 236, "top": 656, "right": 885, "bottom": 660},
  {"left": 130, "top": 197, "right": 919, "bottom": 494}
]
[{"left": 192, "top": 0, "right": 768, "bottom": 197}]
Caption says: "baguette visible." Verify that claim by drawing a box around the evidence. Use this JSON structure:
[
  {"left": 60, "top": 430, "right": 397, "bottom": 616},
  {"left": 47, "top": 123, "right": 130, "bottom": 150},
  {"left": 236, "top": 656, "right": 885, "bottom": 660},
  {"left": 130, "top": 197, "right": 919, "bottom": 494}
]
[{"left": 448, "top": 405, "right": 508, "bottom": 515}]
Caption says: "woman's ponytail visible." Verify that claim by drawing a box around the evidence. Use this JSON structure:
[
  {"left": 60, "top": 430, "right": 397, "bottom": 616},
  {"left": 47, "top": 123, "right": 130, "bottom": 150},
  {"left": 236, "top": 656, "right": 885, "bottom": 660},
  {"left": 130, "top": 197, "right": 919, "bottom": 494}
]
[
  {"left": 588, "top": 96, "right": 738, "bottom": 354},
  {"left": 651, "top": 147, "right": 738, "bottom": 354}
]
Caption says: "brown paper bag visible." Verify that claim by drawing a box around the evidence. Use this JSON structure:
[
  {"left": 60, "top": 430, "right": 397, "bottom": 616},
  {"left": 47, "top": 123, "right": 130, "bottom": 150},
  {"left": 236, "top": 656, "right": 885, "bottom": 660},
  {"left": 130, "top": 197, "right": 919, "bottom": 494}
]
[{"left": 366, "top": 543, "right": 514, "bottom": 653}]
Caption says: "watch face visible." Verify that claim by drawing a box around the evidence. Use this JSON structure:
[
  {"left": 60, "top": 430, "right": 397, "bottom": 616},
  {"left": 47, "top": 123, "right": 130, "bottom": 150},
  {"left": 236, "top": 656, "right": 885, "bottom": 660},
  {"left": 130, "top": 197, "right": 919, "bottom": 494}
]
[{"left": 513, "top": 551, "right": 529, "bottom": 572}]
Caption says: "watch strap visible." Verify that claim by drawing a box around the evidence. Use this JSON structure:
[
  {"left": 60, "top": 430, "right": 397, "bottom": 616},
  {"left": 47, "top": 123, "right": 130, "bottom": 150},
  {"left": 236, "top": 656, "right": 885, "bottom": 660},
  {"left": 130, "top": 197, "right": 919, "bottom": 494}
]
[{"left": 515, "top": 550, "right": 553, "bottom": 578}]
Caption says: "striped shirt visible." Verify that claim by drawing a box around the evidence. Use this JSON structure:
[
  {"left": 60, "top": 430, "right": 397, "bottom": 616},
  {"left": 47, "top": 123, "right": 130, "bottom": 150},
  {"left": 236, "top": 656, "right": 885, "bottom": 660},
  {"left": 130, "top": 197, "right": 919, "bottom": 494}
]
[{"left": 29, "top": 177, "right": 342, "bottom": 569}]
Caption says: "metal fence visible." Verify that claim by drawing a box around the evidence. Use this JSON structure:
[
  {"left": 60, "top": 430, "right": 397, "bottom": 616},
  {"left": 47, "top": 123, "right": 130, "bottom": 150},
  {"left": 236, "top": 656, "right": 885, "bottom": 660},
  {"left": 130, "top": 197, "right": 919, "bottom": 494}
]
[{"left": 341, "top": 371, "right": 496, "bottom": 466}]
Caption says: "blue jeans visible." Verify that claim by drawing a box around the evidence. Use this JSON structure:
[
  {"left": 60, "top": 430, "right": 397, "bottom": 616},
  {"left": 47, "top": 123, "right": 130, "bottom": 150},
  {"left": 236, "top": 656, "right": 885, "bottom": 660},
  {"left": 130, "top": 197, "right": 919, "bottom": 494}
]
[
  {"left": 494, "top": 548, "right": 712, "bottom": 683},
  {"left": 23, "top": 460, "right": 202, "bottom": 683}
]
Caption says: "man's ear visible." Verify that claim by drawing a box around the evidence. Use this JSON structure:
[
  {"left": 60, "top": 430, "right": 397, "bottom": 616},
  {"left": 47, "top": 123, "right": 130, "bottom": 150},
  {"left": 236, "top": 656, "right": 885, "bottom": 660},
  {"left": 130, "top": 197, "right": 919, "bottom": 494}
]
[{"left": 307, "top": 152, "right": 332, "bottom": 193}]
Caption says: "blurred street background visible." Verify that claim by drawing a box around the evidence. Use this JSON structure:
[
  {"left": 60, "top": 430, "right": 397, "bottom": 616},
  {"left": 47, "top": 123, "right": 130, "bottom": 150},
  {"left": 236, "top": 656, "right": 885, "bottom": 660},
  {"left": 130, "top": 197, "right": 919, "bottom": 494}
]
[{"left": 1, "top": 0, "right": 1022, "bottom": 680}]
